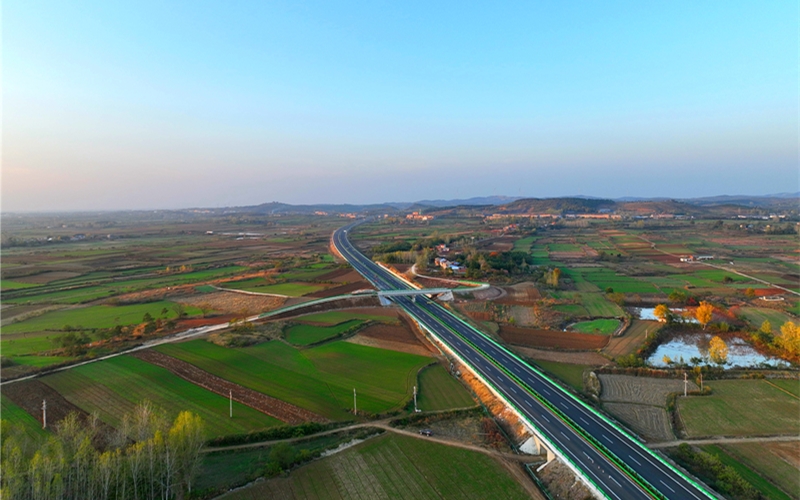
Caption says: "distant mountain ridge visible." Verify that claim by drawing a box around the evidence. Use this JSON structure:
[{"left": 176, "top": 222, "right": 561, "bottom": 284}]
[{"left": 227, "top": 193, "right": 797, "bottom": 216}]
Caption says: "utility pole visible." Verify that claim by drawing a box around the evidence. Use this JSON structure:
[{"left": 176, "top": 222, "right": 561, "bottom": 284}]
[
  {"left": 42, "top": 400, "right": 47, "bottom": 429},
  {"left": 699, "top": 372, "right": 703, "bottom": 392},
  {"left": 684, "top": 372, "right": 688, "bottom": 397},
  {"left": 229, "top": 390, "right": 233, "bottom": 418},
  {"left": 353, "top": 388, "right": 357, "bottom": 416},
  {"left": 413, "top": 385, "right": 418, "bottom": 412}
]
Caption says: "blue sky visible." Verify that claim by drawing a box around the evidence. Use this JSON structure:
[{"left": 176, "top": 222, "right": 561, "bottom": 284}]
[{"left": 4, "top": 1, "right": 798, "bottom": 210}]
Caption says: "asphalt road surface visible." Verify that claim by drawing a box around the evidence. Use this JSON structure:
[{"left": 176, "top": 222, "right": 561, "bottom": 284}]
[{"left": 333, "top": 221, "right": 713, "bottom": 500}]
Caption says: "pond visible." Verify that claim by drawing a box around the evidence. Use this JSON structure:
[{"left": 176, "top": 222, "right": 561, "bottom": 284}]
[
  {"left": 648, "top": 332, "right": 792, "bottom": 369},
  {"left": 637, "top": 307, "right": 697, "bottom": 323}
]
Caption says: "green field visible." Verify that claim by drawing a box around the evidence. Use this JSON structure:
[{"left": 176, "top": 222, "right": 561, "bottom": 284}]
[
  {"left": 2, "top": 300, "right": 201, "bottom": 335},
  {"left": 716, "top": 442, "right": 800, "bottom": 499},
  {"left": 42, "top": 355, "right": 280, "bottom": 438},
  {"left": 1, "top": 396, "right": 50, "bottom": 442},
  {"left": 156, "top": 340, "right": 431, "bottom": 419},
  {"left": 679, "top": 380, "right": 800, "bottom": 437},
  {"left": 11, "top": 355, "right": 72, "bottom": 367},
  {"left": 571, "top": 318, "right": 620, "bottom": 335},
  {"left": 738, "top": 307, "right": 797, "bottom": 329},
  {"left": 298, "top": 310, "right": 399, "bottom": 325},
  {"left": 220, "top": 279, "right": 325, "bottom": 296},
  {"left": 582, "top": 293, "right": 624, "bottom": 316},
  {"left": 223, "top": 433, "right": 532, "bottom": 500},
  {"left": 768, "top": 379, "right": 800, "bottom": 398},
  {"left": 513, "top": 236, "right": 536, "bottom": 253},
  {"left": 566, "top": 268, "right": 659, "bottom": 294},
  {"left": 416, "top": 364, "right": 475, "bottom": 411},
  {"left": 532, "top": 361, "right": 588, "bottom": 391},
  {"left": 285, "top": 320, "right": 364, "bottom": 346},
  {"left": 0, "top": 280, "right": 42, "bottom": 290},
  {"left": 701, "top": 444, "right": 793, "bottom": 500}
]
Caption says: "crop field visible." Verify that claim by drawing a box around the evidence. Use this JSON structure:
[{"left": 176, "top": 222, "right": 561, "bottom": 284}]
[
  {"left": 297, "top": 310, "right": 399, "bottom": 325},
  {"left": 702, "top": 444, "right": 794, "bottom": 500},
  {"left": 533, "top": 361, "right": 588, "bottom": 391},
  {"left": 2, "top": 300, "right": 202, "bottom": 335},
  {"left": 715, "top": 441, "right": 800, "bottom": 500},
  {"left": 222, "top": 433, "right": 532, "bottom": 500},
  {"left": 567, "top": 268, "right": 659, "bottom": 294},
  {"left": 737, "top": 307, "right": 797, "bottom": 329},
  {"left": 768, "top": 379, "right": 800, "bottom": 397},
  {"left": 285, "top": 319, "right": 364, "bottom": 346},
  {"left": 156, "top": 339, "right": 431, "bottom": 419},
  {"left": 678, "top": 380, "right": 800, "bottom": 437},
  {"left": 604, "top": 320, "right": 659, "bottom": 358},
  {"left": 41, "top": 355, "right": 280, "bottom": 437},
  {"left": 416, "top": 364, "right": 475, "bottom": 411},
  {"left": 599, "top": 375, "right": 694, "bottom": 407},
  {"left": 603, "top": 403, "right": 674, "bottom": 442},
  {"left": 570, "top": 318, "right": 619, "bottom": 335},
  {"left": 0, "top": 280, "right": 42, "bottom": 290},
  {"left": 220, "top": 279, "right": 326, "bottom": 296},
  {"left": 581, "top": 293, "right": 624, "bottom": 316},
  {"left": 512, "top": 236, "right": 536, "bottom": 253},
  {"left": 1, "top": 395, "right": 50, "bottom": 442}
]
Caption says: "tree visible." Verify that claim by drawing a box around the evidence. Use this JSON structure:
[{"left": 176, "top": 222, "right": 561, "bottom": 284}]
[
  {"left": 668, "top": 289, "right": 688, "bottom": 304},
  {"left": 777, "top": 321, "right": 800, "bottom": 357},
  {"left": 744, "top": 287, "right": 756, "bottom": 299},
  {"left": 171, "top": 303, "right": 186, "bottom": 318},
  {"left": 169, "top": 411, "right": 205, "bottom": 498},
  {"left": 695, "top": 301, "right": 714, "bottom": 330},
  {"left": 662, "top": 355, "right": 672, "bottom": 365},
  {"left": 654, "top": 304, "right": 671, "bottom": 323},
  {"left": 760, "top": 320, "right": 772, "bottom": 335},
  {"left": 709, "top": 336, "right": 728, "bottom": 365}
]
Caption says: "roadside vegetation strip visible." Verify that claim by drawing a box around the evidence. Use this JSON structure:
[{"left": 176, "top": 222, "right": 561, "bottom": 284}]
[
  {"left": 416, "top": 363, "right": 477, "bottom": 412},
  {"left": 41, "top": 355, "right": 280, "bottom": 437},
  {"left": 155, "top": 339, "right": 431, "bottom": 419},
  {"left": 298, "top": 310, "right": 398, "bottom": 325},
  {"left": 426, "top": 301, "right": 716, "bottom": 499},
  {"left": 678, "top": 380, "right": 800, "bottom": 437},
  {"left": 700, "top": 445, "right": 794, "bottom": 500},
  {"left": 131, "top": 349, "right": 326, "bottom": 424}
]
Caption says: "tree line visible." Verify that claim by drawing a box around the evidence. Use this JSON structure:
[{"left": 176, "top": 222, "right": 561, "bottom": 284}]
[{"left": 1, "top": 402, "right": 204, "bottom": 500}]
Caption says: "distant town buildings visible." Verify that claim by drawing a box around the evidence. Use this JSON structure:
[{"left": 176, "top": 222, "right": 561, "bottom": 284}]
[{"left": 406, "top": 212, "right": 434, "bottom": 221}]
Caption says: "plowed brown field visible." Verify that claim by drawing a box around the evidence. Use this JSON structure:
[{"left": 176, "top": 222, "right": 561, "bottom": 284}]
[{"left": 498, "top": 325, "right": 609, "bottom": 350}]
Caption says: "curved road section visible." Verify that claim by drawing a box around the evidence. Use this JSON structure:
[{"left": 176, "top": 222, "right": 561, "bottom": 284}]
[{"left": 333, "top": 221, "right": 714, "bottom": 500}]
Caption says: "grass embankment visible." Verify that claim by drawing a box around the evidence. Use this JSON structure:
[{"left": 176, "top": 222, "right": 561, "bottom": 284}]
[
  {"left": 221, "top": 433, "right": 532, "bottom": 500},
  {"left": 285, "top": 320, "right": 364, "bottom": 346},
  {"left": 571, "top": 319, "right": 620, "bottom": 335},
  {"left": 41, "top": 355, "right": 280, "bottom": 438},
  {"left": 532, "top": 361, "right": 588, "bottom": 391},
  {"left": 678, "top": 380, "right": 800, "bottom": 437},
  {"left": 416, "top": 364, "right": 475, "bottom": 411},
  {"left": 700, "top": 444, "right": 795, "bottom": 500},
  {"left": 156, "top": 339, "right": 431, "bottom": 419}
]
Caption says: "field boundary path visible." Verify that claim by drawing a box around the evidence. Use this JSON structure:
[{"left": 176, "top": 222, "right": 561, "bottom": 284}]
[
  {"left": 131, "top": 350, "right": 326, "bottom": 424},
  {"left": 648, "top": 434, "right": 800, "bottom": 449}
]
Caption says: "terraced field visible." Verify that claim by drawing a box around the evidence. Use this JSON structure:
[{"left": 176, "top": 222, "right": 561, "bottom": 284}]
[
  {"left": 156, "top": 339, "right": 431, "bottom": 419},
  {"left": 570, "top": 318, "right": 619, "bottom": 335},
  {"left": 221, "top": 433, "right": 532, "bottom": 500},
  {"left": 219, "top": 279, "right": 326, "bottom": 296},
  {"left": 41, "top": 355, "right": 280, "bottom": 437}
]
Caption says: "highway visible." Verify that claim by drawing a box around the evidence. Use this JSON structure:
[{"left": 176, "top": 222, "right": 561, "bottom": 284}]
[{"left": 333, "top": 221, "right": 714, "bottom": 500}]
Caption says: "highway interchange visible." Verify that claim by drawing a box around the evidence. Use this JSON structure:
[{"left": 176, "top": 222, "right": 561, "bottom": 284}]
[{"left": 333, "top": 221, "right": 714, "bottom": 500}]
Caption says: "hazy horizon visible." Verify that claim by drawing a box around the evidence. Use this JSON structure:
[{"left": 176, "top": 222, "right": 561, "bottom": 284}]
[{"left": 4, "top": 1, "right": 798, "bottom": 212}]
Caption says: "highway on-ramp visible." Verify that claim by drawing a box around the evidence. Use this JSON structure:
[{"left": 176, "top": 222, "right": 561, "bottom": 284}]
[{"left": 333, "top": 221, "right": 714, "bottom": 500}]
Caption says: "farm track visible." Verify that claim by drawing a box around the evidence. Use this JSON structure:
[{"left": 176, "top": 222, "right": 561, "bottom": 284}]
[{"left": 131, "top": 349, "right": 326, "bottom": 425}]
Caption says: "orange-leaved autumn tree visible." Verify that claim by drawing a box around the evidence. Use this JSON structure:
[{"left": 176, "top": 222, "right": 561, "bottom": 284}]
[
  {"left": 654, "top": 304, "right": 671, "bottom": 323},
  {"left": 695, "top": 301, "right": 714, "bottom": 330}
]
